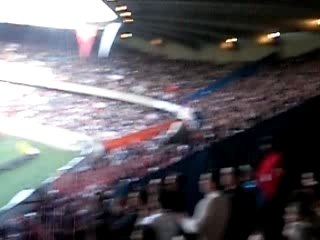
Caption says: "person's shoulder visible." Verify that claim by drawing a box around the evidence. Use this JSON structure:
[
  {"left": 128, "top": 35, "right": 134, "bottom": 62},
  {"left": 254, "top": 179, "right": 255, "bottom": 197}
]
[
  {"left": 139, "top": 213, "right": 163, "bottom": 226},
  {"left": 155, "top": 212, "right": 177, "bottom": 222},
  {"left": 207, "top": 193, "right": 221, "bottom": 203}
]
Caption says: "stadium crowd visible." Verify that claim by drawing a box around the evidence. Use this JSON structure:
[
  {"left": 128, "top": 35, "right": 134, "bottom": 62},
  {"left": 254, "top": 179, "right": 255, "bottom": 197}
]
[
  {"left": 0, "top": 42, "right": 235, "bottom": 102},
  {"left": 194, "top": 51, "right": 320, "bottom": 140},
  {"left": 1, "top": 166, "right": 319, "bottom": 240},
  {"left": 1, "top": 42, "right": 320, "bottom": 143},
  {"left": 1, "top": 41, "right": 320, "bottom": 239},
  {"left": 0, "top": 82, "right": 171, "bottom": 138}
]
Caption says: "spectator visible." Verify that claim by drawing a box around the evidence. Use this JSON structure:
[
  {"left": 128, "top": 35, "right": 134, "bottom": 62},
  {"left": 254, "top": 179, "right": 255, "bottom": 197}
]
[
  {"left": 137, "top": 188, "right": 150, "bottom": 218},
  {"left": 300, "top": 172, "right": 319, "bottom": 196},
  {"left": 282, "top": 191, "right": 318, "bottom": 240},
  {"left": 256, "top": 151, "right": 284, "bottom": 202},
  {"left": 180, "top": 170, "right": 229, "bottom": 240},
  {"left": 164, "top": 173, "right": 186, "bottom": 213},
  {"left": 109, "top": 181, "right": 138, "bottom": 240},
  {"left": 147, "top": 179, "right": 162, "bottom": 212},
  {"left": 140, "top": 187, "right": 183, "bottom": 240},
  {"left": 240, "top": 165, "right": 264, "bottom": 206},
  {"left": 220, "top": 167, "right": 255, "bottom": 240},
  {"left": 239, "top": 165, "right": 264, "bottom": 228}
]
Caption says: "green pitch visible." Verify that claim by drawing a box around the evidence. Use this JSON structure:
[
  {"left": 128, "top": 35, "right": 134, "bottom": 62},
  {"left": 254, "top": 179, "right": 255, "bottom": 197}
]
[{"left": 0, "top": 135, "right": 78, "bottom": 208}]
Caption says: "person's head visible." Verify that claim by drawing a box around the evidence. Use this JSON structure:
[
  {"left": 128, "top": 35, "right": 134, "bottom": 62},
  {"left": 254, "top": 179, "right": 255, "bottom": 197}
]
[
  {"left": 146, "top": 180, "right": 162, "bottom": 211},
  {"left": 148, "top": 179, "right": 162, "bottom": 194},
  {"left": 164, "top": 173, "right": 185, "bottom": 191},
  {"left": 164, "top": 175, "right": 177, "bottom": 191},
  {"left": 284, "top": 191, "right": 316, "bottom": 223},
  {"left": 112, "top": 180, "right": 132, "bottom": 211},
  {"left": 301, "top": 172, "right": 318, "bottom": 189},
  {"left": 127, "top": 192, "right": 139, "bottom": 209},
  {"left": 158, "top": 188, "right": 174, "bottom": 211},
  {"left": 283, "top": 201, "right": 316, "bottom": 224},
  {"left": 284, "top": 202, "right": 301, "bottom": 223},
  {"left": 239, "top": 165, "right": 253, "bottom": 183},
  {"left": 199, "top": 170, "right": 219, "bottom": 194},
  {"left": 138, "top": 188, "right": 149, "bottom": 208},
  {"left": 220, "top": 167, "right": 239, "bottom": 190}
]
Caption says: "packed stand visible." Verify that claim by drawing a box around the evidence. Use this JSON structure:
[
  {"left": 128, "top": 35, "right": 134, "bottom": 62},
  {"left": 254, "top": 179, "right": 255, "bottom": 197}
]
[
  {"left": 1, "top": 42, "right": 320, "bottom": 144},
  {"left": 194, "top": 51, "right": 320, "bottom": 141},
  {"left": 2, "top": 42, "right": 320, "bottom": 144},
  {"left": 2, "top": 165, "right": 319, "bottom": 240},
  {"left": 54, "top": 134, "right": 193, "bottom": 194},
  {"left": 2, "top": 41, "right": 320, "bottom": 199},
  {"left": 0, "top": 42, "right": 236, "bottom": 102},
  {"left": 0, "top": 82, "right": 170, "bottom": 138}
]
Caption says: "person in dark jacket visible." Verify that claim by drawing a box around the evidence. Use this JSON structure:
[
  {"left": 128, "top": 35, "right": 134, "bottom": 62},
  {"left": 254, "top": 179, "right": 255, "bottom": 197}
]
[
  {"left": 220, "top": 167, "right": 256, "bottom": 240},
  {"left": 109, "top": 181, "right": 138, "bottom": 240},
  {"left": 164, "top": 173, "right": 187, "bottom": 213}
]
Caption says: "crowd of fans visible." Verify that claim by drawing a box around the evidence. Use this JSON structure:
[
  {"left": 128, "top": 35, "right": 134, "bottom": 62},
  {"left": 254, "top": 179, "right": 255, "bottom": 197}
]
[
  {"left": 194, "top": 51, "right": 320, "bottom": 140},
  {"left": 0, "top": 82, "right": 171, "bottom": 138},
  {"left": 1, "top": 41, "right": 320, "bottom": 239},
  {"left": 0, "top": 42, "right": 235, "bottom": 102},
  {"left": 1, "top": 166, "right": 319, "bottom": 240},
  {"left": 1, "top": 42, "right": 320, "bottom": 144}
]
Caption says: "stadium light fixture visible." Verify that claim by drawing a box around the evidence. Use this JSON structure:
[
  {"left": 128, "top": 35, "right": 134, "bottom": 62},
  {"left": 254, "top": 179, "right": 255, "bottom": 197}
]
[
  {"left": 120, "top": 33, "right": 133, "bottom": 39},
  {"left": 220, "top": 42, "right": 235, "bottom": 49},
  {"left": 123, "top": 18, "right": 134, "bottom": 23},
  {"left": 150, "top": 38, "right": 163, "bottom": 46},
  {"left": 267, "top": 32, "right": 280, "bottom": 39},
  {"left": 120, "top": 11, "right": 132, "bottom": 17},
  {"left": 257, "top": 35, "right": 272, "bottom": 45},
  {"left": 115, "top": 5, "right": 128, "bottom": 12},
  {"left": 225, "top": 37, "right": 238, "bottom": 43},
  {"left": 301, "top": 19, "right": 320, "bottom": 29}
]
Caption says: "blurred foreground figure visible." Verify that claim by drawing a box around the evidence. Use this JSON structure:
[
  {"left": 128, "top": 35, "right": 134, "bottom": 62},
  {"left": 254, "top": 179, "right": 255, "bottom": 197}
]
[
  {"left": 181, "top": 170, "right": 229, "bottom": 240},
  {"left": 239, "top": 165, "right": 264, "bottom": 227},
  {"left": 256, "top": 151, "right": 283, "bottom": 202},
  {"left": 108, "top": 181, "right": 138, "bottom": 240},
  {"left": 300, "top": 172, "right": 319, "bottom": 196},
  {"left": 248, "top": 232, "right": 265, "bottom": 240},
  {"left": 282, "top": 191, "right": 320, "bottom": 240},
  {"left": 139, "top": 187, "right": 183, "bottom": 240},
  {"left": 241, "top": 165, "right": 264, "bottom": 202},
  {"left": 164, "top": 173, "right": 186, "bottom": 213},
  {"left": 220, "top": 167, "right": 256, "bottom": 240}
]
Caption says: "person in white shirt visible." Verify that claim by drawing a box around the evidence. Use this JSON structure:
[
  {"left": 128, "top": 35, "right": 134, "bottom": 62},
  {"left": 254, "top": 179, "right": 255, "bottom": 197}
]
[
  {"left": 181, "top": 170, "right": 229, "bottom": 240},
  {"left": 139, "top": 187, "right": 183, "bottom": 240}
]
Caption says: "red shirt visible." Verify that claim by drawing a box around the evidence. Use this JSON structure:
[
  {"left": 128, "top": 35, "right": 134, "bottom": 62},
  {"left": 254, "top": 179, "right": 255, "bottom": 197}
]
[{"left": 256, "top": 151, "right": 283, "bottom": 201}]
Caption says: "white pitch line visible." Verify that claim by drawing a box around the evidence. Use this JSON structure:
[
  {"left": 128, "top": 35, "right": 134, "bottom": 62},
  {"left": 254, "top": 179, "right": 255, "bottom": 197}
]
[{"left": 0, "top": 117, "right": 91, "bottom": 151}]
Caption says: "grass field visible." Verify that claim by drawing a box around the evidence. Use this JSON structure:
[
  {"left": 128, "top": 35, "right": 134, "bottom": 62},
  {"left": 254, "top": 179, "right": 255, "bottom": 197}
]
[{"left": 0, "top": 135, "right": 78, "bottom": 208}]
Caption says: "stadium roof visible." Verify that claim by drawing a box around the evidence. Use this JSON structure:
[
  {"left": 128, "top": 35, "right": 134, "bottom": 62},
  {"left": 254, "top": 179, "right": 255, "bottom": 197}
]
[{"left": 107, "top": 0, "right": 320, "bottom": 47}]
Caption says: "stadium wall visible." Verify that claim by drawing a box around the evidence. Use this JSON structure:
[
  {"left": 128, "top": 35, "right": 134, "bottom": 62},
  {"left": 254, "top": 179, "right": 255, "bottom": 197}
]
[{"left": 117, "top": 32, "right": 320, "bottom": 64}]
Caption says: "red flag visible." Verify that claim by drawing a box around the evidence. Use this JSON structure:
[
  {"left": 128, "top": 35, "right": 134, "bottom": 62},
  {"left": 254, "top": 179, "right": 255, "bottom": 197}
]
[{"left": 76, "top": 25, "right": 98, "bottom": 58}]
